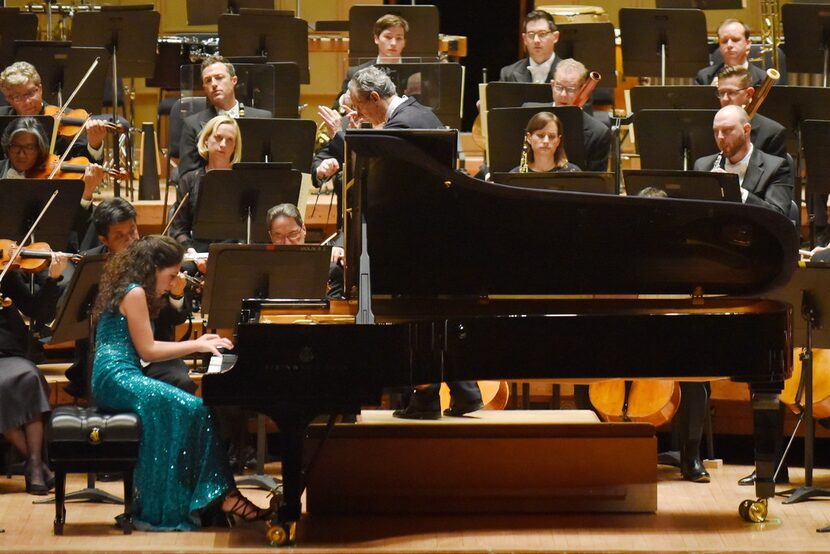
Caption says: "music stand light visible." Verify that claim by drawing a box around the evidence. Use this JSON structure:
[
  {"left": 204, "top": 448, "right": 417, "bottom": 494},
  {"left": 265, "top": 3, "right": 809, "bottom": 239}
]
[{"left": 619, "top": 8, "right": 709, "bottom": 82}]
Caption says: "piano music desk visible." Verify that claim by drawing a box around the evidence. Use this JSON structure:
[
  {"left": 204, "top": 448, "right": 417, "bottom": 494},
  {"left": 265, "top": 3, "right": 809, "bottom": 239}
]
[{"left": 304, "top": 410, "right": 656, "bottom": 515}]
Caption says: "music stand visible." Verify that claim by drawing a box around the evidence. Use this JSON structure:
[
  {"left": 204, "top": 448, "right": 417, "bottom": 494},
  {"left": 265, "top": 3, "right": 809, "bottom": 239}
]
[
  {"left": 0, "top": 179, "right": 83, "bottom": 252},
  {"left": 0, "top": 8, "right": 38, "bottom": 70},
  {"left": 629, "top": 86, "right": 720, "bottom": 113},
  {"left": 192, "top": 163, "right": 301, "bottom": 245},
  {"left": 218, "top": 11, "right": 310, "bottom": 84},
  {"left": 269, "top": 62, "right": 301, "bottom": 118},
  {"left": 35, "top": 254, "right": 121, "bottom": 506},
  {"left": 185, "top": 0, "right": 274, "bottom": 25},
  {"left": 486, "top": 106, "right": 586, "bottom": 173},
  {"left": 71, "top": 6, "right": 161, "bottom": 197},
  {"left": 236, "top": 118, "right": 315, "bottom": 170},
  {"left": 656, "top": 0, "right": 743, "bottom": 7},
  {"left": 554, "top": 22, "right": 617, "bottom": 88},
  {"left": 619, "top": 8, "right": 709, "bottom": 82},
  {"left": 634, "top": 110, "right": 718, "bottom": 170},
  {"left": 763, "top": 265, "right": 830, "bottom": 523},
  {"left": 489, "top": 172, "right": 615, "bottom": 194},
  {"left": 782, "top": 3, "right": 830, "bottom": 86},
  {"left": 377, "top": 62, "right": 463, "bottom": 129},
  {"left": 0, "top": 115, "right": 55, "bottom": 161},
  {"left": 623, "top": 170, "right": 741, "bottom": 202},
  {"left": 803, "top": 120, "right": 830, "bottom": 248},
  {"left": 485, "top": 82, "right": 552, "bottom": 108},
  {"left": 348, "top": 5, "right": 439, "bottom": 62},
  {"left": 13, "top": 42, "right": 109, "bottom": 114},
  {"left": 180, "top": 63, "right": 276, "bottom": 114}
]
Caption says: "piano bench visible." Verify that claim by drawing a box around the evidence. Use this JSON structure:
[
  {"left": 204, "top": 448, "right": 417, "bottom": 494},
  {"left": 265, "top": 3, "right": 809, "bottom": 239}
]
[{"left": 46, "top": 406, "right": 141, "bottom": 535}]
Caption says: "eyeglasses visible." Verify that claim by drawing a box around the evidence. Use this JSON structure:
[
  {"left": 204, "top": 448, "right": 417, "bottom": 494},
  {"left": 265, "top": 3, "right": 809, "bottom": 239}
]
[
  {"left": 716, "top": 87, "right": 747, "bottom": 100},
  {"left": 269, "top": 229, "right": 303, "bottom": 243},
  {"left": 552, "top": 83, "right": 579, "bottom": 95},
  {"left": 6, "top": 87, "right": 39, "bottom": 104},
  {"left": 525, "top": 30, "right": 553, "bottom": 40},
  {"left": 8, "top": 144, "right": 38, "bottom": 155}
]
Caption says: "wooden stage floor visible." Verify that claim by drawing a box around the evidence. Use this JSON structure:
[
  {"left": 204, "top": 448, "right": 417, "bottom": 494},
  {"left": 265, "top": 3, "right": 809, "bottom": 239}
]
[{"left": 2, "top": 464, "right": 830, "bottom": 553}]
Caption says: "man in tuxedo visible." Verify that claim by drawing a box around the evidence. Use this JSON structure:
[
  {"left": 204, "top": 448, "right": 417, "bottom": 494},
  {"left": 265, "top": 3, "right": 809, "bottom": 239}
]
[
  {"left": 716, "top": 65, "right": 787, "bottom": 160},
  {"left": 177, "top": 55, "right": 272, "bottom": 178},
  {"left": 0, "top": 61, "right": 108, "bottom": 162},
  {"left": 547, "top": 59, "right": 611, "bottom": 172},
  {"left": 499, "top": 10, "right": 560, "bottom": 83},
  {"left": 694, "top": 105, "right": 792, "bottom": 216},
  {"left": 312, "top": 66, "right": 444, "bottom": 228},
  {"left": 695, "top": 19, "right": 766, "bottom": 87}
]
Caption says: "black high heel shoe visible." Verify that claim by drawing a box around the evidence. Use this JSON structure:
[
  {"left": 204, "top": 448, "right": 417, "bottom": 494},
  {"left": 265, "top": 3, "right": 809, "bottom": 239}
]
[
  {"left": 23, "top": 461, "right": 50, "bottom": 496},
  {"left": 223, "top": 491, "right": 271, "bottom": 525}
]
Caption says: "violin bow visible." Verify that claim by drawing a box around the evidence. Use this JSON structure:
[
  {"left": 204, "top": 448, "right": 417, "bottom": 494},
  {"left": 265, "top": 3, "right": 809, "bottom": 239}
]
[
  {"left": 162, "top": 192, "right": 190, "bottom": 236},
  {"left": 0, "top": 190, "right": 59, "bottom": 303},
  {"left": 47, "top": 57, "right": 101, "bottom": 156}
]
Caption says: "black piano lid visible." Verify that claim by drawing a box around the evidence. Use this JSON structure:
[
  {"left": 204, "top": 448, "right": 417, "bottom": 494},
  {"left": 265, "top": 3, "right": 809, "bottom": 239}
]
[{"left": 345, "top": 132, "right": 799, "bottom": 298}]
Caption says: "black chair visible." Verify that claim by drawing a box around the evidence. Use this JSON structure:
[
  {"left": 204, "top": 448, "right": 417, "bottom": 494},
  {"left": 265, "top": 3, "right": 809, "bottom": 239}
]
[{"left": 46, "top": 406, "right": 141, "bottom": 534}]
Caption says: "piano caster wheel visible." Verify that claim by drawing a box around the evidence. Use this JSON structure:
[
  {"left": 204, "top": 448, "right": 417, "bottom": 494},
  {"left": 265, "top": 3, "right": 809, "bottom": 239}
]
[
  {"left": 739, "top": 498, "right": 768, "bottom": 523},
  {"left": 268, "top": 484, "right": 283, "bottom": 512},
  {"left": 266, "top": 520, "right": 296, "bottom": 547}
]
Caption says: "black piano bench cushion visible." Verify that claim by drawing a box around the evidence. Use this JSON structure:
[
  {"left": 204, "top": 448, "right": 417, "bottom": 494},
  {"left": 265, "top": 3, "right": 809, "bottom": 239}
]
[{"left": 47, "top": 406, "right": 141, "bottom": 462}]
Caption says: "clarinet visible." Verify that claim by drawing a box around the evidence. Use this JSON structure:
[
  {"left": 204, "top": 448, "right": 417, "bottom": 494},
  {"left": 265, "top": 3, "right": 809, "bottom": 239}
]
[{"left": 712, "top": 152, "right": 723, "bottom": 171}]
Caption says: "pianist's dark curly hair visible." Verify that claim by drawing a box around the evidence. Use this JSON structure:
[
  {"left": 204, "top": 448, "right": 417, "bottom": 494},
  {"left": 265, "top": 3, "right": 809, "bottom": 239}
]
[{"left": 93, "top": 235, "right": 184, "bottom": 322}]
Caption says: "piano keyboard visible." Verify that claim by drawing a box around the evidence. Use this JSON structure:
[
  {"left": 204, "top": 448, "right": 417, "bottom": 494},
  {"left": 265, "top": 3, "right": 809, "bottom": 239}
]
[{"left": 207, "top": 353, "right": 237, "bottom": 375}]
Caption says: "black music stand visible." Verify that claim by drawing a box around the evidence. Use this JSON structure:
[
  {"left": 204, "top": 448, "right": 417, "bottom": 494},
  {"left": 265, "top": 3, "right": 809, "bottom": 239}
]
[
  {"left": 348, "top": 5, "right": 439, "bottom": 62},
  {"left": 782, "top": 3, "right": 830, "bottom": 85},
  {"left": 803, "top": 120, "right": 830, "bottom": 248},
  {"left": 377, "top": 62, "right": 462, "bottom": 129},
  {"left": 186, "top": 0, "right": 274, "bottom": 25},
  {"left": 629, "top": 86, "right": 720, "bottom": 113},
  {"left": 269, "top": 62, "right": 301, "bottom": 118},
  {"left": 622, "top": 170, "right": 741, "bottom": 202},
  {"left": 489, "top": 172, "right": 615, "bottom": 194},
  {"left": 0, "top": 179, "right": 83, "bottom": 252},
  {"left": 33, "top": 255, "right": 117, "bottom": 506},
  {"left": 656, "top": 0, "right": 743, "bottom": 7},
  {"left": 0, "top": 8, "right": 37, "bottom": 70},
  {"left": 764, "top": 266, "right": 830, "bottom": 521},
  {"left": 236, "top": 118, "right": 315, "bottom": 171},
  {"left": 554, "top": 22, "right": 616, "bottom": 88},
  {"left": 200, "top": 243, "right": 332, "bottom": 492},
  {"left": 218, "top": 11, "right": 310, "bottom": 84},
  {"left": 0, "top": 116, "right": 55, "bottom": 161},
  {"left": 485, "top": 82, "right": 551, "bottom": 108},
  {"left": 13, "top": 42, "right": 109, "bottom": 114},
  {"left": 71, "top": 6, "right": 161, "bottom": 198},
  {"left": 634, "top": 110, "right": 718, "bottom": 170},
  {"left": 192, "top": 163, "right": 301, "bottom": 245},
  {"left": 619, "top": 8, "right": 710, "bottom": 82},
  {"left": 486, "top": 106, "right": 586, "bottom": 173},
  {"left": 180, "top": 62, "right": 276, "bottom": 114}
]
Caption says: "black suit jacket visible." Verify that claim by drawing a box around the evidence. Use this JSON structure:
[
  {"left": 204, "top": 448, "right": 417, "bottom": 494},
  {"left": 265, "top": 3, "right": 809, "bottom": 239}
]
[
  {"left": 0, "top": 270, "right": 61, "bottom": 357},
  {"left": 499, "top": 56, "right": 560, "bottom": 83},
  {"left": 694, "top": 63, "right": 767, "bottom": 86},
  {"left": 0, "top": 103, "right": 95, "bottom": 161},
  {"left": 751, "top": 113, "right": 788, "bottom": 160},
  {"left": 178, "top": 104, "right": 273, "bottom": 179},
  {"left": 693, "top": 148, "right": 792, "bottom": 216}
]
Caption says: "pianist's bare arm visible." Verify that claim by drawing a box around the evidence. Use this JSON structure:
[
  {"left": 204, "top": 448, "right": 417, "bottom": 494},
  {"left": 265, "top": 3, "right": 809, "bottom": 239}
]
[{"left": 121, "top": 286, "right": 232, "bottom": 362}]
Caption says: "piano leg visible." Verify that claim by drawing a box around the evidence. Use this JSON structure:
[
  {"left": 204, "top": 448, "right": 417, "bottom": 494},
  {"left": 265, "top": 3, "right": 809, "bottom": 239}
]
[{"left": 743, "top": 385, "right": 783, "bottom": 522}]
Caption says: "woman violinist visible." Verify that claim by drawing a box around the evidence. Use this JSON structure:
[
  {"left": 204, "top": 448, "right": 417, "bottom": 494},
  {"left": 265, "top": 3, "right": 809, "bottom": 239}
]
[
  {"left": 0, "top": 239, "right": 70, "bottom": 495},
  {"left": 0, "top": 61, "right": 108, "bottom": 162},
  {"left": 0, "top": 117, "right": 104, "bottom": 252}
]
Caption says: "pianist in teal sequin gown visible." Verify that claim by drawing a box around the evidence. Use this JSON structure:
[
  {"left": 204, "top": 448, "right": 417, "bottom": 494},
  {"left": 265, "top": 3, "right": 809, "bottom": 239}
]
[{"left": 91, "top": 235, "right": 269, "bottom": 530}]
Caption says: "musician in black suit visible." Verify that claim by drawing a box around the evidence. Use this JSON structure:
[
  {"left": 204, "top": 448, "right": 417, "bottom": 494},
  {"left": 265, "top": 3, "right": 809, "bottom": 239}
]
[
  {"left": 694, "top": 19, "right": 767, "bottom": 87},
  {"left": 312, "top": 66, "right": 444, "bottom": 228},
  {"left": 694, "top": 106, "right": 792, "bottom": 216},
  {"left": 178, "top": 55, "right": 272, "bottom": 179},
  {"left": 62, "top": 198, "right": 196, "bottom": 399},
  {"left": 716, "top": 66, "right": 787, "bottom": 161},
  {"left": 0, "top": 61, "right": 108, "bottom": 162},
  {"left": 334, "top": 13, "right": 409, "bottom": 109},
  {"left": 499, "top": 10, "right": 560, "bottom": 83}
]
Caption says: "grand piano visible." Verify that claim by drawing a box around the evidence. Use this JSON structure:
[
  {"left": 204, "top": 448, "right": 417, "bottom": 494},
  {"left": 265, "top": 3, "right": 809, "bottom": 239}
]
[{"left": 202, "top": 130, "right": 798, "bottom": 545}]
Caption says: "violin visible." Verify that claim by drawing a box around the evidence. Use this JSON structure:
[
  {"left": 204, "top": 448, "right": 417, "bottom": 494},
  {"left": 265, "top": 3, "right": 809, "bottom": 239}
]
[
  {"left": 26, "top": 153, "right": 126, "bottom": 181},
  {"left": 0, "top": 239, "right": 81, "bottom": 274},
  {"left": 588, "top": 379, "right": 681, "bottom": 427},
  {"left": 43, "top": 105, "right": 93, "bottom": 138}
]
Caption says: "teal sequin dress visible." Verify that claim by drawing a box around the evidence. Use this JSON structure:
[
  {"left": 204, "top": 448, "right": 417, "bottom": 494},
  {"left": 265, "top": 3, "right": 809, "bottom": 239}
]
[{"left": 91, "top": 284, "right": 234, "bottom": 531}]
